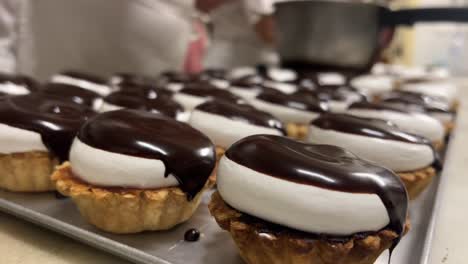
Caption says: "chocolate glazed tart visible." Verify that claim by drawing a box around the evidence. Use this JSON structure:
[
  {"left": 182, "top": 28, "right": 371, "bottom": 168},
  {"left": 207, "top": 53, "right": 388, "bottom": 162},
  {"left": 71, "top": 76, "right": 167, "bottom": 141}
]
[
  {"left": 52, "top": 71, "right": 111, "bottom": 96},
  {"left": 193, "top": 100, "right": 285, "bottom": 159},
  {"left": 196, "top": 100, "right": 285, "bottom": 133},
  {"left": 52, "top": 110, "right": 217, "bottom": 233},
  {"left": 378, "top": 91, "right": 456, "bottom": 134},
  {"left": 103, "top": 88, "right": 182, "bottom": 118},
  {"left": 40, "top": 82, "right": 103, "bottom": 109},
  {"left": 209, "top": 135, "right": 409, "bottom": 264},
  {"left": 0, "top": 94, "right": 95, "bottom": 192},
  {"left": 255, "top": 89, "right": 328, "bottom": 140},
  {"left": 348, "top": 102, "right": 446, "bottom": 151},
  {"left": 180, "top": 84, "right": 243, "bottom": 104},
  {"left": 0, "top": 72, "right": 39, "bottom": 94},
  {"left": 311, "top": 114, "right": 441, "bottom": 199}
]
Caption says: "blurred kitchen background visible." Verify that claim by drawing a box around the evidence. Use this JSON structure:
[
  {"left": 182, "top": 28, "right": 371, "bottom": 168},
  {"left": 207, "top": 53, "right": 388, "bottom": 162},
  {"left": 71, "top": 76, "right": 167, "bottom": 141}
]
[
  {"left": 2, "top": 0, "right": 468, "bottom": 78},
  {"left": 386, "top": 0, "right": 468, "bottom": 74}
]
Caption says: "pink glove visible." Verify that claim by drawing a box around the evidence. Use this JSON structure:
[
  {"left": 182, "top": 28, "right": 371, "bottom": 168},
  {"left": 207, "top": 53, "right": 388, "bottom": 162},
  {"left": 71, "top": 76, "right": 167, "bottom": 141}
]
[{"left": 184, "top": 20, "right": 207, "bottom": 74}]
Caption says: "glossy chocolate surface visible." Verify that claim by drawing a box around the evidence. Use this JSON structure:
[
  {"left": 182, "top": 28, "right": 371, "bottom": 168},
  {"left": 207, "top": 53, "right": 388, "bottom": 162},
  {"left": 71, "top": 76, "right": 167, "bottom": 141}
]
[
  {"left": 195, "top": 100, "right": 285, "bottom": 134},
  {"left": 104, "top": 90, "right": 182, "bottom": 118},
  {"left": 180, "top": 85, "right": 243, "bottom": 103},
  {"left": 40, "top": 83, "right": 102, "bottom": 107},
  {"left": 0, "top": 94, "right": 95, "bottom": 161},
  {"left": 59, "top": 71, "right": 107, "bottom": 84},
  {"left": 78, "top": 110, "right": 216, "bottom": 199},
  {"left": 312, "top": 113, "right": 429, "bottom": 143},
  {"left": 184, "top": 228, "right": 201, "bottom": 242},
  {"left": 349, "top": 101, "right": 409, "bottom": 113},
  {"left": 256, "top": 89, "right": 328, "bottom": 112},
  {"left": 293, "top": 88, "right": 357, "bottom": 102},
  {"left": 312, "top": 113, "right": 442, "bottom": 170},
  {"left": 380, "top": 91, "right": 452, "bottom": 114},
  {"left": 225, "top": 135, "right": 408, "bottom": 242},
  {"left": 0, "top": 73, "right": 39, "bottom": 92}
]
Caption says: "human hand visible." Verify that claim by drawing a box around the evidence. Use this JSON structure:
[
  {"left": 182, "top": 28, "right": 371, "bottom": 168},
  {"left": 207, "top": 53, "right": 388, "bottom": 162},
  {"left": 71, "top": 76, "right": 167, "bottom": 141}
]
[{"left": 255, "top": 15, "right": 276, "bottom": 45}]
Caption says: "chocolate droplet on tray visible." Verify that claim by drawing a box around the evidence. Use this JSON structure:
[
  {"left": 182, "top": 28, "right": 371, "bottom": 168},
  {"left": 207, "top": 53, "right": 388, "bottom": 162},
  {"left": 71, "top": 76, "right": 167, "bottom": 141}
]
[
  {"left": 184, "top": 228, "right": 200, "bottom": 242},
  {"left": 54, "top": 191, "right": 68, "bottom": 199}
]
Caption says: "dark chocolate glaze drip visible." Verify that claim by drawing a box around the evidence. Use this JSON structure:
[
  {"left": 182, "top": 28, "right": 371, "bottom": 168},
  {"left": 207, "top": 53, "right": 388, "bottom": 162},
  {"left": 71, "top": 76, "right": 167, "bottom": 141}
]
[
  {"left": 381, "top": 91, "right": 452, "bottom": 114},
  {"left": 225, "top": 135, "right": 408, "bottom": 248},
  {"left": 104, "top": 90, "right": 182, "bottom": 118},
  {"left": 40, "top": 83, "right": 102, "bottom": 108},
  {"left": 60, "top": 71, "right": 107, "bottom": 84},
  {"left": 77, "top": 110, "right": 216, "bottom": 199},
  {"left": 0, "top": 94, "right": 95, "bottom": 161},
  {"left": 349, "top": 102, "right": 409, "bottom": 113},
  {"left": 312, "top": 113, "right": 441, "bottom": 169},
  {"left": 312, "top": 113, "right": 428, "bottom": 143},
  {"left": 256, "top": 89, "right": 329, "bottom": 112},
  {"left": 0, "top": 73, "right": 39, "bottom": 93},
  {"left": 180, "top": 85, "right": 243, "bottom": 104},
  {"left": 195, "top": 100, "right": 285, "bottom": 134}
]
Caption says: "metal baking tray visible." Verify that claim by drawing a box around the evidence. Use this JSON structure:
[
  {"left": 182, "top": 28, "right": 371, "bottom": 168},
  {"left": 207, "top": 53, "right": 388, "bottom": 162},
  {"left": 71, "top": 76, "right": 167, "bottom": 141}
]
[{"left": 0, "top": 139, "right": 454, "bottom": 264}]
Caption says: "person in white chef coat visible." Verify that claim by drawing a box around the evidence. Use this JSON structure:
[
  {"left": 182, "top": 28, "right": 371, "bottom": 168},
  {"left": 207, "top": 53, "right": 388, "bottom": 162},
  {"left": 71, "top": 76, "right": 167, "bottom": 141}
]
[
  {"left": 204, "top": 0, "right": 283, "bottom": 68},
  {"left": 0, "top": 0, "right": 230, "bottom": 80}
]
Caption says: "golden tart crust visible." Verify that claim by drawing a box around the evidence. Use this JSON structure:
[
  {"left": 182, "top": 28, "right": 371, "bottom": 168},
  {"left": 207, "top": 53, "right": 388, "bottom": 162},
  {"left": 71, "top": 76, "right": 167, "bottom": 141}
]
[
  {"left": 444, "top": 121, "right": 455, "bottom": 135},
  {"left": 216, "top": 146, "right": 225, "bottom": 161},
  {"left": 209, "top": 191, "right": 410, "bottom": 264},
  {"left": 286, "top": 123, "right": 308, "bottom": 140},
  {"left": 398, "top": 166, "right": 437, "bottom": 200},
  {"left": 207, "top": 147, "right": 226, "bottom": 185},
  {"left": 0, "top": 151, "right": 57, "bottom": 192},
  {"left": 52, "top": 162, "right": 213, "bottom": 234},
  {"left": 433, "top": 139, "right": 445, "bottom": 152}
]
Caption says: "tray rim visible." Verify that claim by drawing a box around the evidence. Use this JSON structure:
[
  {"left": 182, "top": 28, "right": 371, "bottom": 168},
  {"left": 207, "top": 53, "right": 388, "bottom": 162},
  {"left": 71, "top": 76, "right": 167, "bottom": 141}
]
[{"left": 419, "top": 132, "right": 457, "bottom": 264}]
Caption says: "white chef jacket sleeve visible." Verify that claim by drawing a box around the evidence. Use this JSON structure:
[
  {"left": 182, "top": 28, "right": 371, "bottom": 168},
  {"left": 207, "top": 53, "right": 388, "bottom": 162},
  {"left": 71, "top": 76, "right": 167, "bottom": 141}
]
[
  {"left": 171, "top": 0, "right": 197, "bottom": 14},
  {"left": 241, "top": 0, "right": 275, "bottom": 24},
  {"left": 0, "top": 0, "right": 19, "bottom": 73}
]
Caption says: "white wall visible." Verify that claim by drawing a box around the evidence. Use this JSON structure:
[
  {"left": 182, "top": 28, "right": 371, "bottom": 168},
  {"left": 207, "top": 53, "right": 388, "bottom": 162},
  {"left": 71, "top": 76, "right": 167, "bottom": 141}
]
[{"left": 410, "top": 0, "right": 468, "bottom": 74}]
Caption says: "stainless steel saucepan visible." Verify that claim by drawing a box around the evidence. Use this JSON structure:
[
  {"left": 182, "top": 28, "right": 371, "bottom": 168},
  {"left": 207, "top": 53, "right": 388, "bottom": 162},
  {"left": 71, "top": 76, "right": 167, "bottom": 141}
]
[{"left": 274, "top": 0, "right": 468, "bottom": 73}]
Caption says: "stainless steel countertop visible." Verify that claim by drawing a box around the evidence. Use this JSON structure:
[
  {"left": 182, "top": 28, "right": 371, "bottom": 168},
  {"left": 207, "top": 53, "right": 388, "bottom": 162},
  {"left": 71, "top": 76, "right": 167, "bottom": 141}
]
[{"left": 427, "top": 79, "right": 468, "bottom": 264}]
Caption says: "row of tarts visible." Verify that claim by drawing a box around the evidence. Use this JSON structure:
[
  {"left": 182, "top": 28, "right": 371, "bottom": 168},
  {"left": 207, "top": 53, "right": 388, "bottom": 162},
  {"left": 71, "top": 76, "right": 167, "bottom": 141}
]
[{"left": 0, "top": 64, "right": 458, "bottom": 264}]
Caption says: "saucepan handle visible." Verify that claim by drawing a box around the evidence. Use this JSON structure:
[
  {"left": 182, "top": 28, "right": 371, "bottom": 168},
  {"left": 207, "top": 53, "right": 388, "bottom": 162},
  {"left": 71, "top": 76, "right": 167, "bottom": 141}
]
[{"left": 382, "top": 7, "right": 468, "bottom": 26}]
